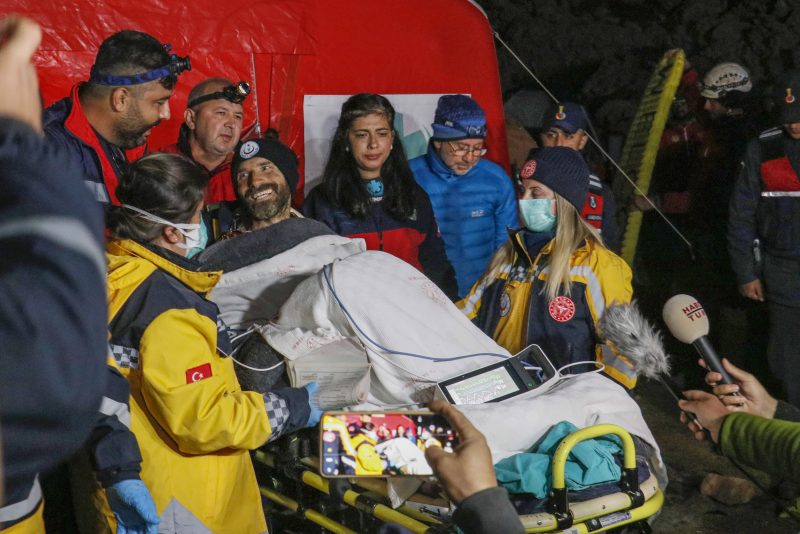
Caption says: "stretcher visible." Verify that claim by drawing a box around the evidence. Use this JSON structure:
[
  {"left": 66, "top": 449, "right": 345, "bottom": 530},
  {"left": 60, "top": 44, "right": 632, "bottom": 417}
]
[{"left": 255, "top": 423, "right": 663, "bottom": 533}]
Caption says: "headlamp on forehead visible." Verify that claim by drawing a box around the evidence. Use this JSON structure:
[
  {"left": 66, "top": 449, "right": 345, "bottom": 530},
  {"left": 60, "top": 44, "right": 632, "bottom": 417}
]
[
  {"left": 89, "top": 43, "right": 191, "bottom": 86},
  {"left": 188, "top": 81, "right": 251, "bottom": 108}
]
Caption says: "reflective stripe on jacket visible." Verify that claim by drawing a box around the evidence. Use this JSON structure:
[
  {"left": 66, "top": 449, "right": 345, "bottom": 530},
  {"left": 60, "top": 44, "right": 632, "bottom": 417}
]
[
  {"left": 458, "top": 231, "right": 636, "bottom": 388},
  {"left": 106, "top": 239, "right": 270, "bottom": 533}
]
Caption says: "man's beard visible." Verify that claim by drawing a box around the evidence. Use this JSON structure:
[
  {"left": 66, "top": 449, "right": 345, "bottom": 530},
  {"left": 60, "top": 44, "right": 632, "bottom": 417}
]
[
  {"left": 114, "top": 104, "right": 160, "bottom": 149},
  {"left": 243, "top": 183, "right": 291, "bottom": 222}
]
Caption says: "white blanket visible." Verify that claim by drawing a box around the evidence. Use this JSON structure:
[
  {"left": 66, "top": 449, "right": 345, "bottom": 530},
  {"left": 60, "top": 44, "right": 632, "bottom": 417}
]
[
  {"left": 208, "top": 234, "right": 365, "bottom": 330},
  {"left": 460, "top": 372, "right": 667, "bottom": 487},
  {"left": 261, "top": 250, "right": 667, "bottom": 488},
  {"left": 263, "top": 251, "right": 511, "bottom": 406}
]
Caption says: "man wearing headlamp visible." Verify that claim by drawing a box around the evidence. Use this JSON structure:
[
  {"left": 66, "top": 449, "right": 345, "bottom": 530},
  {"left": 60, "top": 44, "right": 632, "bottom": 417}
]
[
  {"left": 43, "top": 30, "right": 190, "bottom": 206},
  {"left": 161, "top": 78, "right": 250, "bottom": 204}
]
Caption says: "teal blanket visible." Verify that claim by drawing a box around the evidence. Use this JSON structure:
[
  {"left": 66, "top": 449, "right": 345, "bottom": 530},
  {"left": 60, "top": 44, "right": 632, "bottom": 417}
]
[{"left": 494, "top": 421, "right": 623, "bottom": 497}]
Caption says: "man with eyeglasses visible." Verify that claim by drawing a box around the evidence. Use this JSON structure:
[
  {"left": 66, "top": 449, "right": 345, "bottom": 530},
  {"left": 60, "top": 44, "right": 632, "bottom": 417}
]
[
  {"left": 410, "top": 94, "right": 517, "bottom": 298},
  {"left": 43, "top": 30, "right": 189, "bottom": 207},
  {"left": 160, "top": 78, "right": 249, "bottom": 204},
  {"left": 539, "top": 102, "right": 619, "bottom": 252}
]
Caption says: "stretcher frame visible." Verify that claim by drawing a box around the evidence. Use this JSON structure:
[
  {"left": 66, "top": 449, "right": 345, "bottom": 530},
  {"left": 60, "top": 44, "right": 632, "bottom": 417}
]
[{"left": 255, "top": 423, "right": 663, "bottom": 533}]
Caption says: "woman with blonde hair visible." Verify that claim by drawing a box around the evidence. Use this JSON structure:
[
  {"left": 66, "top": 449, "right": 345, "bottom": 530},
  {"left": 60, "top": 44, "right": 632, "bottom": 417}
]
[{"left": 459, "top": 147, "right": 637, "bottom": 389}]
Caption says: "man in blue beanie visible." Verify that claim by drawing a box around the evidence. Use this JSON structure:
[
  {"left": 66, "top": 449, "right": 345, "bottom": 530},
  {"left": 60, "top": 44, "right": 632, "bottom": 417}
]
[{"left": 410, "top": 94, "right": 518, "bottom": 298}]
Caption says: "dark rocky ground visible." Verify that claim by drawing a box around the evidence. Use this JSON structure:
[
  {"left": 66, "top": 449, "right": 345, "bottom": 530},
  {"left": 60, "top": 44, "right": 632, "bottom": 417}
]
[{"left": 635, "top": 379, "right": 798, "bottom": 533}]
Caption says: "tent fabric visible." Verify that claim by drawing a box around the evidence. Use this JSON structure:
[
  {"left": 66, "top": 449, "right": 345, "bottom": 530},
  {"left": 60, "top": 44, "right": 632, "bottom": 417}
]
[{"left": 18, "top": 0, "right": 508, "bottom": 201}]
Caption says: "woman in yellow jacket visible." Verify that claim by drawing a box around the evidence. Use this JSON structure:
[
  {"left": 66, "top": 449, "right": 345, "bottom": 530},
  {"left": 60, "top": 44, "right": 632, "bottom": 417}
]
[
  {"left": 103, "top": 153, "right": 319, "bottom": 533},
  {"left": 459, "top": 147, "right": 637, "bottom": 388}
]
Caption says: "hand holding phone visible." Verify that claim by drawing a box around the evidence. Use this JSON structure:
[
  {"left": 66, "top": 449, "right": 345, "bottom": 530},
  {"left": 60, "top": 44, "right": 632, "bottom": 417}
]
[
  {"left": 0, "top": 16, "right": 42, "bottom": 133},
  {"left": 424, "top": 400, "right": 497, "bottom": 505},
  {"left": 320, "top": 410, "right": 459, "bottom": 477}
]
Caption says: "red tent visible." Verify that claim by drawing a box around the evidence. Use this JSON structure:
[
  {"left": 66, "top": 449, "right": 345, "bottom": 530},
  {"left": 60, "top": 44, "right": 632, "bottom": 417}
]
[{"left": 8, "top": 0, "right": 507, "bottom": 198}]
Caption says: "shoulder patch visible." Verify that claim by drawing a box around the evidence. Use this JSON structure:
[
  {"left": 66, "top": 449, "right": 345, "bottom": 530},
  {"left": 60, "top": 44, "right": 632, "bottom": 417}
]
[{"left": 186, "top": 363, "right": 212, "bottom": 384}]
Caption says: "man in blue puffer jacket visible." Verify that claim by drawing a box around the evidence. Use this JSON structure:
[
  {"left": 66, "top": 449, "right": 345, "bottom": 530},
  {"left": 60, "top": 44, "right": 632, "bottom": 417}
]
[{"left": 410, "top": 95, "right": 518, "bottom": 297}]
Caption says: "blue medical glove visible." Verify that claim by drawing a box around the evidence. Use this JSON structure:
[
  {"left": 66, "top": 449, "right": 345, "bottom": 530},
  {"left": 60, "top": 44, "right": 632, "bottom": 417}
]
[
  {"left": 106, "top": 479, "right": 160, "bottom": 534},
  {"left": 305, "top": 382, "right": 323, "bottom": 428}
]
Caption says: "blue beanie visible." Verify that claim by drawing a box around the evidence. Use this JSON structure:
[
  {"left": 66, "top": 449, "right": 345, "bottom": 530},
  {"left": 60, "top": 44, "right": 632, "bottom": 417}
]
[
  {"left": 519, "top": 147, "right": 589, "bottom": 212},
  {"left": 431, "top": 94, "right": 487, "bottom": 140}
]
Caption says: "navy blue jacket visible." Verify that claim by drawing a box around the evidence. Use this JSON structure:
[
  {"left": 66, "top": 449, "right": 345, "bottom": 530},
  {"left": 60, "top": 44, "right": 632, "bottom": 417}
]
[
  {"left": 0, "top": 118, "right": 139, "bottom": 528},
  {"left": 302, "top": 184, "right": 457, "bottom": 299},
  {"left": 728, "top": 128, "right": 800, "bottom": 306}
]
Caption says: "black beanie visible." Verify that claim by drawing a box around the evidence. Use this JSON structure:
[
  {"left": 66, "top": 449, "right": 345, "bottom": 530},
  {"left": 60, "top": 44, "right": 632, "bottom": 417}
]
[
  {"left": 232, "top": 138, "right": 299, "bottom": 194},
  {"left": 519, "top": 147, "right": 589, "bottom": 212}
]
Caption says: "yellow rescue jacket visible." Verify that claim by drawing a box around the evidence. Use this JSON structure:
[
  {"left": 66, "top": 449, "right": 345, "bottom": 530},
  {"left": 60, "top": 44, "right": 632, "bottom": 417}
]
[
  {"left": 459, "top": 232, "right": 637, "bottom": 388},
  {"left": 105, "top": 239, "right": 271, "bottom": 533}
]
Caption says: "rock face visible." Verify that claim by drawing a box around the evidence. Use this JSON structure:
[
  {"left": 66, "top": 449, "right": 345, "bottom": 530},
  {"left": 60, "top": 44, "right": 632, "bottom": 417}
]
[{"left": 481, "top": 0, "right": 800, "bottom": 134}]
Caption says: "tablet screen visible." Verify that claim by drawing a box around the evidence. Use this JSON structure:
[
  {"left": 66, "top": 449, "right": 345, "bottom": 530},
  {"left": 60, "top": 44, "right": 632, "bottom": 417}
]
[{"left": 444, "top": 366, "right": 520, "bottom": 404}]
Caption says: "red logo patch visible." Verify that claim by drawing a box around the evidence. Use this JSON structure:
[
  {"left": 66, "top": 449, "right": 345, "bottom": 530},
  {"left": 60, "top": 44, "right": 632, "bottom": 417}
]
[
  {"left": 548, "top": 296, "right": 575, "bottom": 322},
  {"left": 520, "top": 160, "right": 537, "bottom": 179},
  {"left": 185, "top": 363, "right": 212, "bottom": 384}
]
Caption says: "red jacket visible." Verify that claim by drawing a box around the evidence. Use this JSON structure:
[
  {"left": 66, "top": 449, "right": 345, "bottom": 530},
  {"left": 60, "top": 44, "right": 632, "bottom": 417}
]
[{"left": 159, "top": 125, "right": 236, "bottom": 203}]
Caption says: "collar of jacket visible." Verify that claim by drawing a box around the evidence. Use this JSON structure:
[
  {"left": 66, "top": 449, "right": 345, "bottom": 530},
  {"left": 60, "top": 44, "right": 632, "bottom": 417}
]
[
  {"left": 107, "top": 238, "right": 221, "bottom": 293},
  {"left": 176, "top": 123, "right": 233, "bottom": 176},
  {"left": 63, "top": 84, "right": 147, "bottom": 204},
  {"left": 509, "top": 227, "right": 554, "bottom": 267},
  {"left": 424, "top": 142, "right": 478, "bottom": 182}
]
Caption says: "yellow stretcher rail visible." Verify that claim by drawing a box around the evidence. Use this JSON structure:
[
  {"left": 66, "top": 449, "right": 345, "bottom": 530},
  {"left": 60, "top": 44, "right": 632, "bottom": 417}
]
[
  {"left": 256, "top": 423, "right": 663, "bottom": 533},
  {"left": 257, "top": 450, "right": 434, "bottom": 533}
]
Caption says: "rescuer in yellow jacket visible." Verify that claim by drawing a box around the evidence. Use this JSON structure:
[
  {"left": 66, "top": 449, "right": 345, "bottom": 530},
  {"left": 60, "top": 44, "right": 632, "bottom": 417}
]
[
  {"left": 102, "top": 153, "right": 320, "bottom": 534},
  {"left": 459, "top": 148, "right": 636, "bottom": 389}
]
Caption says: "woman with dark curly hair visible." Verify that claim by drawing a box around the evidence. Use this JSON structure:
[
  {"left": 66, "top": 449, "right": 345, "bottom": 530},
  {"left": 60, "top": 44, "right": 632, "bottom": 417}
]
[{"left": 302, "top": 93, "right": 457, "bottom": 298}]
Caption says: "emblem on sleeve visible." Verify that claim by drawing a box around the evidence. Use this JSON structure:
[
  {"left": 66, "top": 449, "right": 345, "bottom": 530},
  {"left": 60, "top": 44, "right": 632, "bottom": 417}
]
[
  {"left": 499, "top": 292, "right": 511, "bottom": 317},
  {"left": 185, "top": 363, "right": 213, "bottom": 384}
]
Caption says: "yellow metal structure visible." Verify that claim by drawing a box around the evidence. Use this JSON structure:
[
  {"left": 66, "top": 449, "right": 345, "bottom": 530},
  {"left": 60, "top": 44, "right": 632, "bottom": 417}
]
[{"left": 615, "top": 49, "right": 686, "bottom": 265}]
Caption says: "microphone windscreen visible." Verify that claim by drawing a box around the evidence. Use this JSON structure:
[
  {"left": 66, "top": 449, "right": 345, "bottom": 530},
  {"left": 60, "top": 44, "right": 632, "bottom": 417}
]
[
  {"left": 597, "top": 301, "right": 670, "bottom": 379},
  {"left": 662, "top": 294, "right": 709, "bottom": 344}
]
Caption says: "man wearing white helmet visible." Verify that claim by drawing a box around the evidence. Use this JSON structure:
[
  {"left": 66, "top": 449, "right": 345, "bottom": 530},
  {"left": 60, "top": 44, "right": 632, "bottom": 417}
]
[
  {"left": 695, "top": 61, "right": 765, "bottom": 381},
  {"left": 700, "top": 62, "right": 754, "bottom": 120}
]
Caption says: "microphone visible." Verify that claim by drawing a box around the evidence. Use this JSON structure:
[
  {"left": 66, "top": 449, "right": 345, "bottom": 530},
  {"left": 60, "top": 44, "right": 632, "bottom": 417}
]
[
  {"left": 662, "top": 294, "right": 734, "bottom": 384},
  {"left": 597, "top": 301, "right": 670, "bottom": 380}
]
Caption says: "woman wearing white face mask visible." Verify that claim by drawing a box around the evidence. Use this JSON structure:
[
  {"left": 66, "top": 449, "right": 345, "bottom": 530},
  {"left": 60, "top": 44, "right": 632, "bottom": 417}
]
[
  {"left": 103, "top": 153, "right": 320, "bottom": 533},
  {"left": 459, "top": 147, "right": 637, "bottom": 389}
]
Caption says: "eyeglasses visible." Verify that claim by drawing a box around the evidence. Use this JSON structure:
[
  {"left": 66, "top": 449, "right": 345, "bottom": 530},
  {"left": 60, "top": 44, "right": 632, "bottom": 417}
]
[{"left": 447, "top": 141, "right": 487, "bottom": 157}]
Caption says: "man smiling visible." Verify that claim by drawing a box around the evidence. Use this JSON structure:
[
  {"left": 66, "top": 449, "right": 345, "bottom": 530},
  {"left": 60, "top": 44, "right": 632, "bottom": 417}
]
[
  {"left": 223, "top": 137, "right": 301, "bottom": 236},
  {"left": 44, "top": 30, "right": 188, "bottom": 206}
]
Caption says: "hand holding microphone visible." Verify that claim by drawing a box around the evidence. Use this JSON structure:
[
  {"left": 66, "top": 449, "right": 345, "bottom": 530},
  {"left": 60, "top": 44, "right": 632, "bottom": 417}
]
[{"left": 662, "top": 294, "right": 736, "bottom": 385}]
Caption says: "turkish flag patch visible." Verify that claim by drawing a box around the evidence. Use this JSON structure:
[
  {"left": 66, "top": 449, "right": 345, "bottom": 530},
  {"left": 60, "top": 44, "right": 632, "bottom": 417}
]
[{"left": 185, "top": 363, "right": 213, "bottom": 384}]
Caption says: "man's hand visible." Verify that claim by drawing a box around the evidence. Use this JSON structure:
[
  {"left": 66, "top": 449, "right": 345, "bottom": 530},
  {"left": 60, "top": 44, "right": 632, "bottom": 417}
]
[
  {"left": 678, "top": 390, "right": 729, "bottom": 443},
  {"left": 701, "top": 358, "right": 778, "bottom": 419},
  {"left": 0, "top": 16, "right": 42, "bottom": 133},
  {"left": 739, "top": 279, "right": 764, "bottom": 301},
  {"left": 425, "top": 400, "right": 496, "bottom": 504}
]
